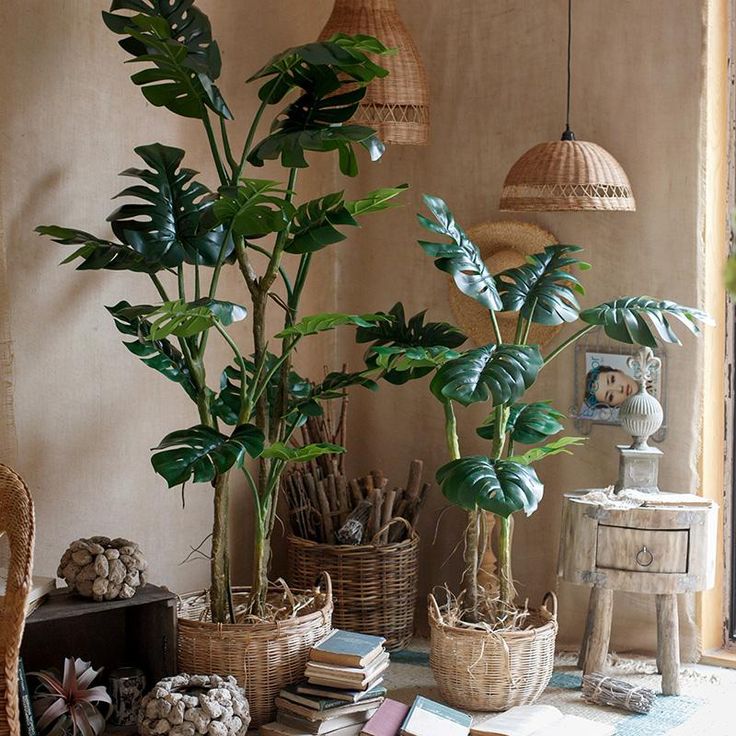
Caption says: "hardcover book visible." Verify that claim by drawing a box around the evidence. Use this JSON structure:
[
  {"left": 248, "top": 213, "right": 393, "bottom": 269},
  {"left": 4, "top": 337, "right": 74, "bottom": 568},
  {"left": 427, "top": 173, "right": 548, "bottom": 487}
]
[
  {"left": 261, "top": 721, "right": 365, "bottom": 736},
  {"left": 296, "top": 681, "right": 387, "bottom": 703},
  {"left": 305, "top": 653, "right": 390, "bottom": 690},
  {"left": 274, "top": 696, "right": 383, "bottom": 722},
  {"left": 470, "top": 705, "right": 615, "bottom": 736},
  {"left": 311, "top": 630, "right": 386, "bottom": 668},
  {"left": 277, "top": 709, "right": 378, "bottom": 735},
  {"left": 400, "top": 696, "right": 471, "bottom": 736},
  {"left": 18, "top": 658, "right": 37, "bottom": 736},
  {"left": 361, "top": 698, "right": 410, "bottom": 736}
]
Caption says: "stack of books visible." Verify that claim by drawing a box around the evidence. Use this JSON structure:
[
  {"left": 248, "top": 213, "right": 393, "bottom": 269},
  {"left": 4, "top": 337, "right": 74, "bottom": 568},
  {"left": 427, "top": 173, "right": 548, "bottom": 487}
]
[{"left": 261, "top": 630, "right": 389, "bottom": 736}]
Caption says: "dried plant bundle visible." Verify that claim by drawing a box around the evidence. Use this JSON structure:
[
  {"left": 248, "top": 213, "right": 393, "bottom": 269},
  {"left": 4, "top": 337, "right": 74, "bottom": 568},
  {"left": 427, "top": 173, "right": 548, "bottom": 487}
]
[{"left": 582, "top": 673, "right": 656, "bottom": 714}]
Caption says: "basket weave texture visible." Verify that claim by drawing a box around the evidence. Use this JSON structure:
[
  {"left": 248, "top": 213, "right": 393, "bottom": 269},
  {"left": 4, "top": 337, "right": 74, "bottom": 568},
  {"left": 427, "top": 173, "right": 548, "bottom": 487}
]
[
  {"left": 319, "top": 0, "right": 430, "bottom": 145},
  {"left": 428, "top": 592, "right": 558, "bottom": 711},
  {"left": 500, "top": 140, "right": 635, "bottom": 211},
  {"left": 177, "top": 581, "right": 333, "bottom": 729},
  {"left": 0, "top": 465, "right": 34, "bottom": 736},
  {"left": 287, "top": 529, "right": 418, "bottom": 651}
]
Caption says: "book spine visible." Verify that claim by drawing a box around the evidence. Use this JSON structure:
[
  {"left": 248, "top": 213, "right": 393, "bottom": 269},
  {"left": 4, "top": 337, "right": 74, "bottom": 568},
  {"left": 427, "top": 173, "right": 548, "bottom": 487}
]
[{"left": 18, "top": 658, "right": 37, "bottom": 736}]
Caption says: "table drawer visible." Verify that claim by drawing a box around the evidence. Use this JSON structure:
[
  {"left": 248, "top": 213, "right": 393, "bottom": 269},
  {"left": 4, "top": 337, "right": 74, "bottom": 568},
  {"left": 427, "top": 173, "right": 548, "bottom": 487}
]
[{"left": 596, "top": 525, "right": 689, "bottom": 574}]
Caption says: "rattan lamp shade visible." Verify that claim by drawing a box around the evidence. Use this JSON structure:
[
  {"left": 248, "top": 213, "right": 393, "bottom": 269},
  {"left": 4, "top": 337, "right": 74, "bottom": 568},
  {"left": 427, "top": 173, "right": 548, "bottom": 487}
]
[
  {"left": 499, "top": 139, "right": 636, "bottom": 212},
  {"left": 319, "top": 0, "right": 429, "bottom": 145}
]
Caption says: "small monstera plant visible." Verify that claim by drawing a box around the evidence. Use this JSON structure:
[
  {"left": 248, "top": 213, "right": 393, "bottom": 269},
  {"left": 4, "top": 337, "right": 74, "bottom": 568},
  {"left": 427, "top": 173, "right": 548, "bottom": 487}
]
[
  {"left": 37, "top": 2, "right": 407, "bottom": 623},
  {"left": 360, "top": 195, "right": 713, "bottom": 624}
]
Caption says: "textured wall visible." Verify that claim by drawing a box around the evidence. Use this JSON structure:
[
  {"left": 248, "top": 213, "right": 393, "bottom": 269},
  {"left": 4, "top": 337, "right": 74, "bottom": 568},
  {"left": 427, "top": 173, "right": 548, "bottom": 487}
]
[{"left": 0, "top": 1, "right": 710, "bottom": 656}]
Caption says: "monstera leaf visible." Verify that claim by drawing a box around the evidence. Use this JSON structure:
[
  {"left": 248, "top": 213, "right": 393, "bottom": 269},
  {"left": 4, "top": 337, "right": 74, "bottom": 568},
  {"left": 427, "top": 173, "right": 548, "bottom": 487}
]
[
  {"left": 212, "top": 179, "right": 292, "bottom": 239},
  {"left": 277, "top": 312, "right": 388, "bottom": 338},
  {"left": 103, "top": 1, "right": 231, "bottom": 119},
  {"left": 261, "top": 442, "right": 345, "bottom": 462},
  {"left": 431, "top": 344, "right": 543, "bottom": 406},
  {"left": 477, "top": 401, "right": 565, "bottom": 444},
  {"left": 108, "top": 143, "right": 228, "bottom": 267},
  {"left": 356, "top": 302, "right": 466, "bottom": 385},
  {"left": 36, "top": 226, "right": 165, "bottom": 273},
  {"left": 436, "top": 456, "right": 543, "bottom": 518},
  {"left": 248, "top": 34, "right": 392, "bottom": 105},
  {"left": 247, "top": 36, "right": 393, "bottom": 176},
  {"left": 285, "top": 185, "right": 408, "bottom": 254},
  {"left": 417, "top": 195, "right": 502, "bottom": 311},
  {"left": 137, "top": 298, "right": 247, "bottom": 340},
  {"left": 107, "top": 300, "right": 197, "bottom": 398},
  {"left": 580, "top": 297, "right": 713, "bottom": 347},
  {"left": 509, "top": 436, "right": 586, "bottom": 465},
  {"left": 151, "top": 423, "right": 264, "bottom": 487},
  {"left": 496, "top": 244, "right": 589, "bottom": 325}
]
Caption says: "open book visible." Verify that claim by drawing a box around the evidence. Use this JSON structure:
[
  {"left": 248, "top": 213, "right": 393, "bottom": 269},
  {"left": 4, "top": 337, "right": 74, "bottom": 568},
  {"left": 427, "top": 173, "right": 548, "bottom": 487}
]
[{"left": 471, "top": 705, "right": 615, "bottom": 736}]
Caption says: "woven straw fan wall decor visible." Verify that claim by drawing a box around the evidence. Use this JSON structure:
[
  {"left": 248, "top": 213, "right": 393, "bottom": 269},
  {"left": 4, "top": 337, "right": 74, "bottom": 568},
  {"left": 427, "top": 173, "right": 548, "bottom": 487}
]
[
  {"left": 318, "top": 0, "right": 430, "bottom": 145},
  {"left": 499, "top": 0, "right": 635, "bottom": 212},
  {"left": 449, "top": 220, "right": 563, "bottom": 348}
]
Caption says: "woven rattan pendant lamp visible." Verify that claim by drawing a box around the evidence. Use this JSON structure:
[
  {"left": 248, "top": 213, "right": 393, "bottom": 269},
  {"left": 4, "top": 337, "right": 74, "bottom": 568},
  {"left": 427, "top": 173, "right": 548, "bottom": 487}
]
[
  {"left": 499, "top": 0, "right": 635, "bottom": 212},
  {"left": 318, "top": 0, "right": 430, "bottom": 145}
]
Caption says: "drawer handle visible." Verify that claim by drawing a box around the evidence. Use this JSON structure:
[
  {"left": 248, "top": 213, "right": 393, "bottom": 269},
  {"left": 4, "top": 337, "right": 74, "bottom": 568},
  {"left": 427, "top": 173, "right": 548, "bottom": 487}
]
[{"left": 635, "top": 545, "right": 654, "bottom": 567}]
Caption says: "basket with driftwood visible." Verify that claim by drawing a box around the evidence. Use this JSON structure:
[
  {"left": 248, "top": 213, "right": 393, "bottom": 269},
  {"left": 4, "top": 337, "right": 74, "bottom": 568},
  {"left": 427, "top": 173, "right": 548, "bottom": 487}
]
[
  {"left": 283, "top": 409, "right": 426, "bottom": 650},
  {"left": 427, "top": 591, "right": 558, "bottom": 711},
  {"left": 176, "top": 576, "right": 333, "bottom": 729}
]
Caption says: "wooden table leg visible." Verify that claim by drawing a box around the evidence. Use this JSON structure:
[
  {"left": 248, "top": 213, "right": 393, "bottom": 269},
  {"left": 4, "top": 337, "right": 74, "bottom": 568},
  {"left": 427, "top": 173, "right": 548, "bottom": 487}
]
[
  {"left": 583, "top": 586, "right": 613, "bottom": 675},
  {"left": 577, "top": 587, "right": 596, "bottom": 669},
  {"left": 656, "top": 593, "right": 680, "bottom": 695}
]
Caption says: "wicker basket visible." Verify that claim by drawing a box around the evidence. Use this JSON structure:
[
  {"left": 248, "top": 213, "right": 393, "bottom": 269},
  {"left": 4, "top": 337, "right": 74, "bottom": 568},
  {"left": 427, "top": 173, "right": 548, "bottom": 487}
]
[
  {"left": 428, "top": 592, "right": 558, "bottom": 711},
  {"left": 287, "top": 521, "right": 418, "bottom": 651},
  {"left": 177, "top": 576, "right": 333, "bottom": 729}
]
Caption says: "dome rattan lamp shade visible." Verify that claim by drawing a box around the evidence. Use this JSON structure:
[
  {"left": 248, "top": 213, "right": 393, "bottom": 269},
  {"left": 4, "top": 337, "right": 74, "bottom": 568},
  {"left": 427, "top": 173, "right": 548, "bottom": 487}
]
[
  {"left": 499, "top": 139, "right": 636, "bottom": 212},
  {"left": 318, "top": 0, "right": 430, "bottom": 145}
]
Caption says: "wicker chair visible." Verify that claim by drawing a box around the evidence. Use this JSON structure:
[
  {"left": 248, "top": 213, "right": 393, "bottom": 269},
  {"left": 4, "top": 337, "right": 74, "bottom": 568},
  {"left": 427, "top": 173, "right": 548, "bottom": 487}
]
[{"left": 0, "top": 465, "right": 34, "bottom": 736}]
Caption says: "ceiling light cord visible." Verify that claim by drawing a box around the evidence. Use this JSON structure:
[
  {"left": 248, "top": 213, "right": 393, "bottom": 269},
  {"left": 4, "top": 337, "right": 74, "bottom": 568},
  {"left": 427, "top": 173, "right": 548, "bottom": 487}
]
[{"left": 562, "top": 0, "right": 575, "bottom": 141}]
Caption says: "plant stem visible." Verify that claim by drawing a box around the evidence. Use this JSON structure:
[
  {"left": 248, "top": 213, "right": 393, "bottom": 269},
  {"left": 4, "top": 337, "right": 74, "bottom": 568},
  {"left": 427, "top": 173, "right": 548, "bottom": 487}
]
[
  {"left": 463, "top": 509, "right": 481, "bottom": 622},
  {"left": 443, "top": 400, "right": 461, "bottom": 460},
  {"left": 490, "top": 309, "right": 503, "bottom": 344},
  {"left": 233, "top": 100, "right": 269, "bottom": 185},
  {"left": 219, "top": 116, "right": 238, "bottom": 174},
  {"left": 498, "top": 514, "right": 513, "bottom": 615},
  {"left": 210, "top": 472, "right": 231, "bottom": 624},
  {"left": 544, "top": 324, "right": 596, "bottom": 365},
  {"left": 150, "top": 274, "right": 169, "bottom": 302},
  {"left": 202, "top": 112, "right": 228, "bottom": 185}
]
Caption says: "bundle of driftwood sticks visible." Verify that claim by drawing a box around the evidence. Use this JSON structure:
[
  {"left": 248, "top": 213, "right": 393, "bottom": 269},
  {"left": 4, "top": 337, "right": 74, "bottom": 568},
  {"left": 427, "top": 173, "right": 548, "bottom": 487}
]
[{"left": 283, "top": 461, "right": 430, "bottom": 545}]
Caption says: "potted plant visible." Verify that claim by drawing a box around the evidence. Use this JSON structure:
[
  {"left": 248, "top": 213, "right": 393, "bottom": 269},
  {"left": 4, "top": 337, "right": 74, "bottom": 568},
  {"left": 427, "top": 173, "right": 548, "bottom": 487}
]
[
  {"left": 37, "top": 1, "right": 407, "bottom": 726},
  {"left": 359, "top": 194, "right": 712, "bottom": 711}
]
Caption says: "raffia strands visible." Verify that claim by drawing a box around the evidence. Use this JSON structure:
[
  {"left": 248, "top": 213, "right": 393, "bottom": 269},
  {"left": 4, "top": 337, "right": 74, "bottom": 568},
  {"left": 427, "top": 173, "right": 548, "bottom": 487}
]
[
  {"left": 318, "top": 0, "right": 430, "bottom": 145},
  {"left": 0, "top": 465, "right": 34, "bottom": 736},
  {"left": 287, "top": 525, "right": 418, "bottom": 651},
  {"left": 582, "top": 672, "right": 656, "bottom": 714},
  {"left": 177, "top": 583, "right": 333, "bottom": 729},
  {"left": 427, "top": 592, "right": 558, "bottom": 712},
  {"left": 499, "top": 140, "right": 636, "bottom": 211}
]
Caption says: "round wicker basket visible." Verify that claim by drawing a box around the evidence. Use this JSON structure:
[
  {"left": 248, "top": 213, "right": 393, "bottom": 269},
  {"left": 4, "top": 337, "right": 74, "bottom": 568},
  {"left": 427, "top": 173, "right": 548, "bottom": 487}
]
[
  {"left": 287, "top": 523, "right": 418, "bottom": 651},
  {"left": 428, "top": 592, "right": 558, "bottom": 711},
  {"left": 177, "top": 577, "right": 333, "bottom": 729}
]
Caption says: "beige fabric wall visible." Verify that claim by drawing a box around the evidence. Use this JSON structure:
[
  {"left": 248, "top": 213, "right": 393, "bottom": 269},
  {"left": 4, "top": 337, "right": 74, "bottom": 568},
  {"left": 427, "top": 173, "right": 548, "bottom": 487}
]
[{"left": 0, "top": 0, "right": 710, "bottom": 656}]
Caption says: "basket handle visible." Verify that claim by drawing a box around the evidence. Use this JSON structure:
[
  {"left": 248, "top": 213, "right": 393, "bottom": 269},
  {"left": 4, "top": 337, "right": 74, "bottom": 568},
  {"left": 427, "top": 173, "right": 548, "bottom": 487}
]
[
  {"left": 542, "top": 591, "right": 558, "bottom": 620},
  {"left": 427, "top": 593, "right": 443, "bottom": 624},
  {"left": 314, "top": 571, "right": 333, "bottom": 605},
  {"left": 370, "top": 516, "right": 413, "bottom": 545}
]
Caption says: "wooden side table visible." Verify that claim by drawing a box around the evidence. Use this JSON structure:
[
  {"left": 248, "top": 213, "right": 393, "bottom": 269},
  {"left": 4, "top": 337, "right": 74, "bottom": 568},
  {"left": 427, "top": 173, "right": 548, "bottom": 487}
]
[{"left": 558, "top": 493, "right": 717, "bottom": 695}]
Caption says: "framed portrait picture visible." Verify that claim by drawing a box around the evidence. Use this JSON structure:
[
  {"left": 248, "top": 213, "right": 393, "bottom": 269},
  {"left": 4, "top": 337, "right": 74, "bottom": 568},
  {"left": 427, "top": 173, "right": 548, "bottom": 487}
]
[{"left": 571, "top": 330, "right": 666, "bottom": 440}]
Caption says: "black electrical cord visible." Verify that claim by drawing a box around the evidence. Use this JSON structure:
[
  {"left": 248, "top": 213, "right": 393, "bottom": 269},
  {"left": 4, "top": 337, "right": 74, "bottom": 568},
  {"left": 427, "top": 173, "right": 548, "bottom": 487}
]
[{"left": 562, "top": 0, "right": 575, "bottom": 141}]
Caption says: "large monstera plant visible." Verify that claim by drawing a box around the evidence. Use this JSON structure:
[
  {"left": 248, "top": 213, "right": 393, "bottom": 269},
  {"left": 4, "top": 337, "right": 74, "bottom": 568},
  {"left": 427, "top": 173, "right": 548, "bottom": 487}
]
[
  {"left": 361, "top": 195, "right": 713, "bottom": 623},
  {"left": 37, "top": 1, "right": 408, "bottom": 623}
]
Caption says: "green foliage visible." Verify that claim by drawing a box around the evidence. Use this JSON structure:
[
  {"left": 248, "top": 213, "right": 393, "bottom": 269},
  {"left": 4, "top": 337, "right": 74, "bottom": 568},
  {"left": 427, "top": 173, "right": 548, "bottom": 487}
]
[
  {"left": 430, "top": 344, "right": 543, "bottom": 407},
  {"left": 102, "top": 0, "right": 231, "bottom": 119},
  {"left": 285, "top": 185, "right": 408, "bottom": 254},
  {"left": 247, "top": 37, "right": 393, "bottom": 176},
  {"left": 212, "top": 179, "right": 293, "bottom": 239},
  {"left": 151, "top": 423, "right": 265, "bottom": 487},
  {"left": 261, "top": 442, "right": 345, "bottom": 462},
  {"left": 417, "top": 195, "right": 502, "bottom": 310},
  {"left": 116, "top": 298, "right": 246, "bottom": 340},
  {"left": 276, "top": 312, "right": 388, "bottom": 338},
  {"left": 37, "top": 226, "right": 164, "bottom": 273},
  {"left": 109, "top": 143, "right": 228, "bottom": 267},
  {"left": 436, "top": 456, "right": 544, "bottom": 518},
  {"left": 580, "top": 297, "right": 713, "bottom": 347},
  {"left": 477, "top": 401, "right": 565, "bottom": 444},
  {"left": 356, "top": 302, "right": 466, "bottom": 384},
  {"left": 107, "top": 300, "right": 197, "bottom": 398},
  {"left": 289, "top": 371, "right": 379, "bottom": 420},
  {"left": 508, "top": 436, "right": 586, "bottom": 465},
  {"left": 496, "top": 244, "right": 589, "bottom": 324}
]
